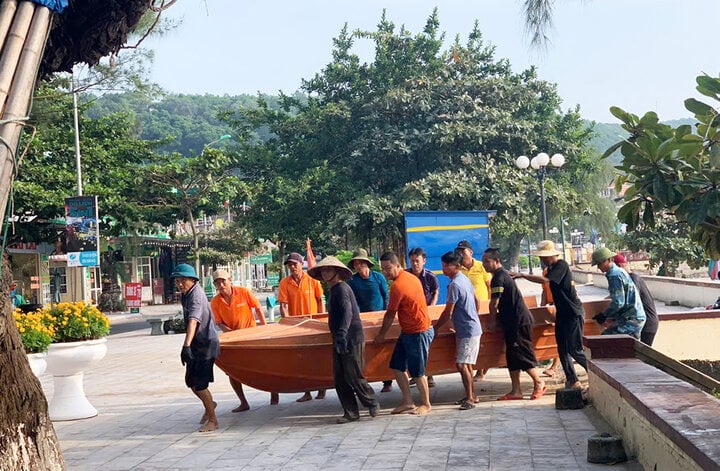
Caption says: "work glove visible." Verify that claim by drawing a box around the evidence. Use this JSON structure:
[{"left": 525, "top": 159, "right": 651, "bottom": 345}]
[
  {"left": 593, "top": 312, "right": 607, "bottom": 325},
  {"left": 334, "top": 337, "right": 349, "bottom": 355},
  {"left": 180, "top": 346, "right": 194, "bottom": 365}
]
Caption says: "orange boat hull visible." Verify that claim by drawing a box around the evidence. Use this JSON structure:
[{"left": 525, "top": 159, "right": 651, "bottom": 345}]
[{"left": 215, "top": 299, "right": 609, "bottom": 393}]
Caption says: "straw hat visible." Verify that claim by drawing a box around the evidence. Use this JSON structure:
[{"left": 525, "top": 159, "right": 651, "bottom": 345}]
[
  {"left": 349, "top": 248, "right": 374, "bottom": 267},
  {"left": 308, "top": 256, "right": 353, "bottom": 281},
  {"left": 591, "top": 247, "right": 616, "bottom": 266},
  {"left": 532, "top": 240, "right": 561, "bottom": 257}
]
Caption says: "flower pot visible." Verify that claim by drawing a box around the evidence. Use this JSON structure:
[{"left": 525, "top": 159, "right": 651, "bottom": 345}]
[
  {"left": 45, "top": 338, "right": 108, "bottom": 421},
  {"left": 27, "top": 352, "right": 47, "bottom": 377}
]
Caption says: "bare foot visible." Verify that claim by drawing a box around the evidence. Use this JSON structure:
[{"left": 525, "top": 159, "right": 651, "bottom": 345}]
[
  {"left": 413, "top": 405, "right": 431, "bottom": 415},
  {"left": 199, "top": 401, "right": 217, "bottom": 424},
  {"left": 198, "top": 419, "right": 218, "bottom": 433},
  {"left": 567, "top": 381, "right": 583, "bottom": 389},
  {"left": 391, "top": 404, "right": 416, "bottom": 414},
  {"left": 380, "top": 383, "right": 392, "bottom": 393},
  {"left": 232, "top": 403, "right": 250, "bottom": 413},
  {"left": 473, "top": 372, "right": 485, "bottom": 382},
  {"left": 270, "top": 392, "right": 279, "bottom": 405},
  {"left": 315, "top": 390, "right": 326, "bottom": 400},
  {"left": 296, "top": 392, "right": 312, "bottom": 403}
]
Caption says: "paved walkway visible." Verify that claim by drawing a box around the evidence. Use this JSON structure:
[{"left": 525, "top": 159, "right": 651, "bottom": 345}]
[{"left": 41, "top": 280, "right": 660, "bottom": 470}]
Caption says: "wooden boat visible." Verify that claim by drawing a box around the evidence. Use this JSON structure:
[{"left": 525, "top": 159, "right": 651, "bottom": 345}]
[{"left": 214, "top": 298, "right": 609, "bottom": 393}]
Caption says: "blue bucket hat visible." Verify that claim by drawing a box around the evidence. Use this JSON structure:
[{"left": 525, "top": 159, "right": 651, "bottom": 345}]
[{"left": 171, "top": 263, "right": 199, "bottom": 280}]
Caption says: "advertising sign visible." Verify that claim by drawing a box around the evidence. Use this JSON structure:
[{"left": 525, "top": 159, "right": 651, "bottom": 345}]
[
  {"left": 65, "top": 196, "right": 99, "bottom": 267},
  {"left": 124, "top": 282, "right": 142, "bottom": 313},
  {"left": 250, "top": 254, "right": 272, "bottom": 264}
]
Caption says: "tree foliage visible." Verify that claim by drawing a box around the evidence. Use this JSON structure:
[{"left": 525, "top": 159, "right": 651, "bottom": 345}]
[{"left": 607, "top": 74, "right": 720, "bottom": 259}]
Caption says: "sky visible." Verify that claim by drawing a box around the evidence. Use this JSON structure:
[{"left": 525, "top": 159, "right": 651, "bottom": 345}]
[{"left": 145, "top": 0, "right": 720, "bottom": 123}]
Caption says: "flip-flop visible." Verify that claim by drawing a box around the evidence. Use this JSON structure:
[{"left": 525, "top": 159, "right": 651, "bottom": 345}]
[
  {"left": 453, "top": 397, "right": 481, "bottom": 405},
  {"left": 459, "top": 400, "right": 475, "bottom": 410},
  {"left": 530, "top": 385, "right": 548, "bottom": 400},
  {"left": 497, "top": 393, "right": 524, "bottom": 401}
]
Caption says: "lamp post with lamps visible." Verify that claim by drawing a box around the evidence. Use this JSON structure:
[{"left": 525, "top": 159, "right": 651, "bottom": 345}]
[{"left": 515, "top": 152, "right": 565, "bottom": 240}]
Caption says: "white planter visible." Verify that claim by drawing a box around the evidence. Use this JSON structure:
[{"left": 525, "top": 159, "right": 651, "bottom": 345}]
[
  {"left": 45, "top": 338, "right": 108, "bottom": 421},
  {"left": 27, "top": 352, "right": 47, "bottom": 377}
]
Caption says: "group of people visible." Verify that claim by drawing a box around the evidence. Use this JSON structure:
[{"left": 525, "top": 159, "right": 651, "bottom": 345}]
[{"left": 170, "top": 240, "right": 659, "bottom": 432}]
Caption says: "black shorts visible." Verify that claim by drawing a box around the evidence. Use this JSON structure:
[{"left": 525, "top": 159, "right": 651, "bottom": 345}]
[
  {"left": 185, "top": 358, "right": 215, "bottom": 391},
  {"left": 503, "top": 321, "right": 538, "bottom": 372}
]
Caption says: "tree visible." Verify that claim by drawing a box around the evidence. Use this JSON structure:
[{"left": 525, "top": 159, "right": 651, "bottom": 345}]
[{"left": 607, "top": 74, "right": 720, "bottom": 259}]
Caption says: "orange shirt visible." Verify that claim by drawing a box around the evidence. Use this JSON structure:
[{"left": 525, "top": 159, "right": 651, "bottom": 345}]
[
  {"left": 211, "top": 286, "right": 262, "bottom": 330},
  {"left": 388, "top": 270, "right": 431, "bottom": 334},
  {"left": 277, "top": 273, "right": 323, "bottom": 316}
]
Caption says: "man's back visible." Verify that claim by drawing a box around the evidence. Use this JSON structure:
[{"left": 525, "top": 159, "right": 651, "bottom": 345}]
[{"left": 388, "top": 270, "right": 430, "bottom": 334}]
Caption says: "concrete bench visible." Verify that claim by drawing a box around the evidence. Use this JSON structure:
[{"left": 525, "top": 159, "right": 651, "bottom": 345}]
[{"left": 146, "top": 318, "right": 164, "bottom": 335}]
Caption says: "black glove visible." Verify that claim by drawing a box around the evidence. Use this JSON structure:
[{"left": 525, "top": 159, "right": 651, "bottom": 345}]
[
  {"left": 334, "top": 337, "right": 349, "bottom": 355},
  {"left": 181, "top": 346, "right": 194, "bottom": 365},
  {"left": 593, "top": 313, "right": 607, "bottom": 324}
]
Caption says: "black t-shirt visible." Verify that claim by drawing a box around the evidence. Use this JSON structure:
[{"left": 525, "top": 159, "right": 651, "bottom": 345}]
[
  {"left": 491, "top": 267, "right": 533, "bottom": 330},
  {"left": 629, "top": 272, "right": 658, "bottom": 332},
  {"left": 328, "top": 282, "right": 365, "bottom": 347},
  {"left": 545, "top": 259, "right": 585, "bottom": 320}
]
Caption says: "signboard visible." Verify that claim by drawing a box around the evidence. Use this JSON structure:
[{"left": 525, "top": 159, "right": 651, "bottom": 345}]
[
  {"left": 65, "top": 196, "right": 99, "bottom": 267},
  {"left": 250, "top": 254, "right": 272, "bottom": 264},
  {"left": 267, "top": 273, "right": 280, "bottom": 287},
  {"left": 124, "top": 282, "right": 142, "bottom": 313}
]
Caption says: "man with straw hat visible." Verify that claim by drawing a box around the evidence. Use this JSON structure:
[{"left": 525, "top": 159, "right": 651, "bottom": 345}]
[
  {"left": 512, "top": 241, "right": 588, "bottom": 389},
  {"left": 590, "top": 247, "right": 646, "bottom": 338},
  {"left": 347, "top": 248, "right": 393, "bottom": 392},
  {"left": 308, "top": 256, "right": 380, "bottom": 423}
]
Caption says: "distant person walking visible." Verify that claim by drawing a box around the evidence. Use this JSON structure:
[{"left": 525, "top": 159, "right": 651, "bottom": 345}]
[
  {"left": 172, "top": 263, "right": 220, "bottom": 433},
  {"left": 210, "top": 269, "right": 268, "bottom": 412},
  {"left": 278, "top": 252, "right": 327, "bottom": 402},
  {"left": 482, "top": 249, "right": 546, "bottom": 400},
  {"left": 309, "top": 256, "right": 380, "bottom": 423},
  {"left": 512, "top": 241, "right": 588, "bottom": 389},
  {"left": 613, "top": 254, "right": 658, "bottom": 345},
  {"left": 591, "top": 248, "right": 646, "bottom": 338},
  {"left": 434, "top": 251, "right": 482, "bottom": 409},
  {"left": 374, "top": 251, "right": 434, "bottom": 415},
  {"left": 346, "top": 248, "right": 393, "bottom": 393}
]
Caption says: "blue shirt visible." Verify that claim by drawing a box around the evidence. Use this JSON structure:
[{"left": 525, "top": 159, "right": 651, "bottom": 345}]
[
  {"left": 605, "top": 264, "right": 646, "bottom": 323},
  {"left": 447, "top": 272, "right": 482, "bottom": 338},
  {"left": 347, "top": 270, "right": 389, "bottom": 312}
]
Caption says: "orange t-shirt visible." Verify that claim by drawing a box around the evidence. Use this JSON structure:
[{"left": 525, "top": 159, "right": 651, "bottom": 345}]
[
  {"left": 388, "top": 270, "right": 431, "bottom": 334},
  {"left": 277, "top": 273, "right": 324, "bottom": 316},
  {"left": 211, "top": 286, "right": 262, "bottom": 330}
]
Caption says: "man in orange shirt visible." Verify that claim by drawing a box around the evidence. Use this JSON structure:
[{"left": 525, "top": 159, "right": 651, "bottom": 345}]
[
  {"left": 373, "top": 251, "right": 434, "bottom": 416},
  {"left": 210, "top": 269, "right": 267, "bottom": 412},
  {"left": 277, "top": 252, "right": 326, "bottom": 402}
]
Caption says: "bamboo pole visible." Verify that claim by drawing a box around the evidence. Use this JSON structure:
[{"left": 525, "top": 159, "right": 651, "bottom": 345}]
[
  {"left": 0, "top": 1, "right": 18, "bottom": 59},
  {"left": 0, "top": 1, "right": 33, "bottom": 113},
  {"left": 0, "top": 3, "right": 51, "bottom": 219}
]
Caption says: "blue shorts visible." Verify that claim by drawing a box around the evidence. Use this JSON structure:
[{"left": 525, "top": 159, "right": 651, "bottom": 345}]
[{"left": 389, "top": 327, "right": 434, "bottom": 378}]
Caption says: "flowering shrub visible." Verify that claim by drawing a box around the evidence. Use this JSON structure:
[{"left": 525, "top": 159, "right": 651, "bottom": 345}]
[
  {"left": 14, "top": 309, "right": 55, "bottom": 353},
  {"left": 48, "top": 302, "right": 111, "bottom": 342},
  {"left": 14, "top": 302, "right": 111, "bottom": 352}
]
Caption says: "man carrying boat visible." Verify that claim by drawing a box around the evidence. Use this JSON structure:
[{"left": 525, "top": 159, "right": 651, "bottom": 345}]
[
  {"left": 278, "top": 252, "right": 327, "bottom": 402},
  {"left": 374, "top": 251, "right": 434, "bottom": 415},
  {"left": 612, "top": 254, "right": 658, "bottom": 346},
  {"left": 406, "top": 246, "right": 439, "bottom": 388},
  {"left": 434, "top": 251, "right": 482, "bottom": 410},
  {"left": 210, "top": 269, "right": 267, "bottom": 412},
  {"left": 511, "top": 240, "right": 588, "bottom": 390},
  {"left": 308, "top": 256, "right": 380, "bottom": 423},
  {"left": 172, "top": 263, "right": 220, "bottom": 432},
  {"left": 481, "top": 249, "right": 547, "bottom": 400}
]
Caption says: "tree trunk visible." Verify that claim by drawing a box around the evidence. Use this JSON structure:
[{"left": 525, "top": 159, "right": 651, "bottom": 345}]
[{"left": 1, "top": 257, "right": 64, "bottom": 470}]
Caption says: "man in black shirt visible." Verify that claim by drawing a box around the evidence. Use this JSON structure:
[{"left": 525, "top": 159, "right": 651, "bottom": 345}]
[
  {"left": 308, "top": 256, "right": 379, "bottom": 423},
  {"left": 513, "top": 240, "right": 588, "bottom": 389},
  {"left": 482, "top": 248, "right": 546, "bottom": 400},
  {"left": 613, "top": 254, "right": 659, "bottom": 346}
]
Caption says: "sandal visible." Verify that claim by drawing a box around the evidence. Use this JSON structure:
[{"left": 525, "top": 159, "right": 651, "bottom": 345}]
[
  {"left": 453, "top": 397, "right": 481, "bottom": 405},
  {"left": 459, "top": 400, "right": 475, "bottom": 410},
  {"left": 530, "top": 384, "right": 548, "bottom": 400}
]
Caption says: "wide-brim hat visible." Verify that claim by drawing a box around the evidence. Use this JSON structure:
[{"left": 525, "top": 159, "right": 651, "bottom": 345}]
[
  {"left": 591, "top": 247, "right": 616, "bottom": 266},
  {"left": 533, "top": 240, "right": 561, "bottom": 257},
  {"left": 349, "top": 248, "right": 374, "bottom": 267},
  {"left": 308, "top": 256, "right": 353, "bottom": 281},
  {"left": 171, "top": 263, "right": 199, "bottom": 280}
]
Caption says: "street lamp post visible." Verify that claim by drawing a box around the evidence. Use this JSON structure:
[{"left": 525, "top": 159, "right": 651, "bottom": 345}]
[{"left": 515, "top": 152, "right": 565, "bottom": 240}]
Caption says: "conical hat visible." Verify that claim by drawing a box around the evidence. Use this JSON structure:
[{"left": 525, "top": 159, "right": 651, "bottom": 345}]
[{"left": 308, "top": 256, "right": 353, "bottom": 281}]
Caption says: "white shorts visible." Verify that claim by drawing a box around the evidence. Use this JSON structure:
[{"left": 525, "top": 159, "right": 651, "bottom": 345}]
[{"left": 456, "top": 336, "right": 480, "bottom": 365}]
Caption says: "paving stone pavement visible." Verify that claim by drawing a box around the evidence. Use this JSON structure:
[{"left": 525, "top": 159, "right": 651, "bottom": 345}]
[{"left": 40, "top": 280, "right": 652, "bottom": 470}]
